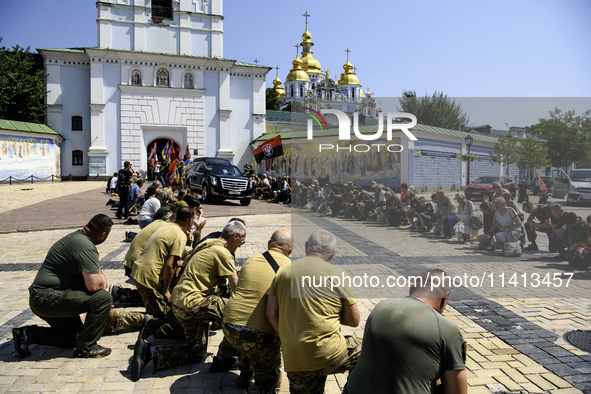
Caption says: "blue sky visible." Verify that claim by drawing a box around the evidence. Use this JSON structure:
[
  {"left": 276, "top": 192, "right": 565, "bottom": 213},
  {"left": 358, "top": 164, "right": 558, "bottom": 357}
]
[{"left": 2, "top": 0, "right": 590, "bottom": 126}]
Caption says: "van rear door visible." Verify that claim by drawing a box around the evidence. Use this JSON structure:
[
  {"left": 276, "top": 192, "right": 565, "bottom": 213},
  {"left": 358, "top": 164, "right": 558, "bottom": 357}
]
[{"left": 551, "top": 169, "right": 569, "bottom": 199}]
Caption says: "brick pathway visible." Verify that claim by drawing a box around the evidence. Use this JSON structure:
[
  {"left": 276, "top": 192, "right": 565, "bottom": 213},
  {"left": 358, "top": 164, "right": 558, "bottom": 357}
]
[
  {"left": 0, "top": 185, "right": 291, "bottom": 233},
  {"left": 0, "top": 197, "right": 590, "bottom": 392}
]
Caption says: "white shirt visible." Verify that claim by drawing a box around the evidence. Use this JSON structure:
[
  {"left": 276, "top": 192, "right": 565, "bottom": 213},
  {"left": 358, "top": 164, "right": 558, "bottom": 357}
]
[
  {"left": 137, "top": 197, "right": 161, "bottom": 221},
  {"left": 110, "top": 177, "right": 118, "bottom": 189}
]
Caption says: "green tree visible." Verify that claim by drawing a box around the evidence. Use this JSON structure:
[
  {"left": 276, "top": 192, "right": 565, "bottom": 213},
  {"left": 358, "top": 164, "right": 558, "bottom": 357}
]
[
  {"left": 528, "top": 108, "right": 591, "bottom": 169},
  {"left": 490, "top": 133, "right": 519, "bottom": 175},
  {"left": 283, "top": 99, "right": 305, "bottom": 113},
  {"left": 0, "top": 39, "right": 46, "bottom": 123},
  {"left": 397, "top": 90, "right": 471, "bottom": 131},
  {"left": 265, "top": 88, "right": 280, "bottom": 111},
  {"left": 515, "top": 135, "right": 550, "bottom": 182}
]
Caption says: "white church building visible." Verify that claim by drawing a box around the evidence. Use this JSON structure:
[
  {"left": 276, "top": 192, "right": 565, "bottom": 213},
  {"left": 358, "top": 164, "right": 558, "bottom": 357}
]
[{"left": 39, "top": 0, "right": 270, "bottom": 178}]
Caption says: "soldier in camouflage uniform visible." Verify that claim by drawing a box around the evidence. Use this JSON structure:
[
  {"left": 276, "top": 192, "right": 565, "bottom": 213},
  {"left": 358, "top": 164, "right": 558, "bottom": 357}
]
[
  {"left": 222, "top": 230, "right": 292, "bottom": 392},
  {"left": 344, "top": 190, "right": 359, "bottom": 218},
  {"left": 130, "top": 220, "right": 245, "bottom": 380},
  {"left": 267, "top": 230, "right": 361, "bottom": 394},
  {"left": 129, "top": 208, "right": 194, "bottom": 342},
  {"left": 353, "top": 189, "right": 374, "bottom": 220}
]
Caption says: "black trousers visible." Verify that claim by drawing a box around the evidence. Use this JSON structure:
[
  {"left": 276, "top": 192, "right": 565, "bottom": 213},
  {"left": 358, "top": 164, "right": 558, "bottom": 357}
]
[
  {"left": 27, "top": 288, "right": 111, "bottom": 351},
  {"left": 387, "top": 209, "right": 402, "bottom": 226},
  {"left": 526, "top": 227, "right": 552, "bottom": 245},
  {"left": 116, "top": 187, "right": 130, "bottom": 217}
]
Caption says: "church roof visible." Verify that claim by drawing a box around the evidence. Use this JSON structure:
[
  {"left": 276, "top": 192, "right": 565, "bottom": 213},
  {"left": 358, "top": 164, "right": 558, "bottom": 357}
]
[
  {"left": 252, "top": 122, "right": 498, "bottom": 144},
  {"left": 38, "top": 48, "right": 271, "bottom": 70},
  {"left": 0, "top": 119, "right": 63, "bottom": 139}
]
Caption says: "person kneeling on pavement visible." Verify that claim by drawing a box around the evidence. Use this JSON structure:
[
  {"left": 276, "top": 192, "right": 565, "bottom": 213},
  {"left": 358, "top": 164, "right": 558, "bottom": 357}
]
[
  {"left": 223, "top": 230, "right": 293, "bottom": 391},
  {"left": 522, "top": 201, "right": 552, "bottom": 251},
  {"left": 489, "top": 197, "right": 522, "bottom": 250},
  {"left": 563, "top": 213, "right": 591, "bottom": 269},
  {"left": 131, "top": 220, "right": 246, "bottom": 380},
  {"left": 343, "top": 269, "right": 467, "bottom": 394},
  {"left": 266, "top": 230, "right": 361, "bottom": 394},
  {"left": 13, "top": 214, "right": 144, "bottom": 359},
  {"left": 434, "top": 191, "right": 458, "bottom": 238}
]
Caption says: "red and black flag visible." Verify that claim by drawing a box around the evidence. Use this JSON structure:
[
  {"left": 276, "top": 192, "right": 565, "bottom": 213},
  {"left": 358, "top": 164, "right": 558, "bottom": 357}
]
[{"left": 253, "top": 135, "right": 283, "bottom": 164}]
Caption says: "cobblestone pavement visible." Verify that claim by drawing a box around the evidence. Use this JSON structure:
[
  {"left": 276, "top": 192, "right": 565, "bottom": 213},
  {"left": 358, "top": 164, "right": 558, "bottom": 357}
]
[
  {"left": 0, "top": 200, "right": 590, "bottom": 392},
  {"left": 0, "top": 182, "right": 291, "bottom": 233}
]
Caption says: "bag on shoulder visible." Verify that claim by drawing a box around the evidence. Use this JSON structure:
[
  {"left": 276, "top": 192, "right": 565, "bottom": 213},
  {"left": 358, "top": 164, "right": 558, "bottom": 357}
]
[
  {"left": 117, "top": 170, "right": 129, "bottom": 188},
  {"left": 471, "top": 215, "right": 484, "bottom": 230}
]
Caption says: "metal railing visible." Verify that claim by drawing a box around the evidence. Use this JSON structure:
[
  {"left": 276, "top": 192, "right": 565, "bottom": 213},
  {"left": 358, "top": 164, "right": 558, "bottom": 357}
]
[
  {"left": 0, "top": 175, "right": 57, "bottom": 185},
  {"left": 0, "top": 174, "right": 102, "bottom": 185}
]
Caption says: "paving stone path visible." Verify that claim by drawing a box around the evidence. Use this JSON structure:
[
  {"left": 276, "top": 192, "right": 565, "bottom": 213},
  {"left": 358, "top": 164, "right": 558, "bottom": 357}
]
[{"left": 0, "top": 184, "right": 590, "bottom": 393}]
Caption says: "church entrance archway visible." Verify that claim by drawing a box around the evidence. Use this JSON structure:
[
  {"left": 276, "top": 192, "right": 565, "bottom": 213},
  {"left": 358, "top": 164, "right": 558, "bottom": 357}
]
[{"left": 146, "top": 138, "right": 180, "bottom": 181}]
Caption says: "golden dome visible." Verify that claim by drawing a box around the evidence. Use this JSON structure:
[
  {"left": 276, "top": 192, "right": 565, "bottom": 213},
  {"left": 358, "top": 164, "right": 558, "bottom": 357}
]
[
  {"left": 301, "top": 54, "right": 322, "bottom": 73},
  {"left": 273, "top": 76, "right": 285, "bottom": 98},
  {"left": 338, "top": 59, "right": 360, "bottom": 85},
  {"left": 300, "top": 25, "right": 322, "bottom": 73},
  {"left": 286, "top": 56, "right": 309, "bottom": 82},
  {"left": 302, "top": 26, "right": 312, "bottom": 42}
]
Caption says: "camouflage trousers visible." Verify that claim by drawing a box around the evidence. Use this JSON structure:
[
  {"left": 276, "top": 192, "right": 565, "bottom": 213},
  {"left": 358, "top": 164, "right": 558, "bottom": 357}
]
[
  {"left": 113, "top": 310, "right": 145, "bottom": 331},
  {"left": 134, "top": 282, "right": 184, "bottom": 340},
  {"left": 223, "top": 323, "right": 282, "bottom": 394},
  {"left": 134, "top": 282, "right": 171, "bottom": 319},
  {"left": 153, "top": 295, "right": 236, "bottom": 371},
  {"left": 287, "top": 335, "right": 362, "bottom": 394}
]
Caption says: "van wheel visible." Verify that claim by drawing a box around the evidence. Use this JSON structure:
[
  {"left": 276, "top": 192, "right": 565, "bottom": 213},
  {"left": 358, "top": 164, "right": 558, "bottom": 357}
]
[{"left": 240, "top": 198, "right": 251, "bottom": 206}]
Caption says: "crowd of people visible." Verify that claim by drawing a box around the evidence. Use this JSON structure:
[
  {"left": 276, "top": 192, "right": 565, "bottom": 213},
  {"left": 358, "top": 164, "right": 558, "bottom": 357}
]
[
  {"left": 12, "top": 171, "right": 473, "bottom": 392},
  {"left": 11, "top": 164, "right": 590, "bottom": 392},
  {"left": 290, "top": 178, "right": 591, "bottom": 267}
]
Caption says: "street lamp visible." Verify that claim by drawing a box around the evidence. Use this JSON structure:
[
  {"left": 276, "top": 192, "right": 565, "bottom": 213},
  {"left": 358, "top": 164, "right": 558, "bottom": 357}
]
[{"left": 465, "top": 133, "right": 474, "bottom": 185}]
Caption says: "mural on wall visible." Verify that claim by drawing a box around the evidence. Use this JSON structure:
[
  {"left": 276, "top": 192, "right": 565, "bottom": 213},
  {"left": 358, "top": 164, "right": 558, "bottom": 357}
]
[
  {"left": 255, "top": 139, "right": 402, "bottom": 187},
  {"left": 0, "top": 135, "right": 60, "bottom": 179}
]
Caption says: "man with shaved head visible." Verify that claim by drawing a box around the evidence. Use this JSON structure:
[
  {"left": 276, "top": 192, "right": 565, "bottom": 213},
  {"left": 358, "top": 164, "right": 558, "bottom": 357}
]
[
  {"left": 222, "top": 230, "right": 293, "bottom": 391},
  {"left": 267, "top": 230, "right": 361, "bottom": 394},
  {"left": 343, "top": 269, "right": 467, "bottom": 394}
]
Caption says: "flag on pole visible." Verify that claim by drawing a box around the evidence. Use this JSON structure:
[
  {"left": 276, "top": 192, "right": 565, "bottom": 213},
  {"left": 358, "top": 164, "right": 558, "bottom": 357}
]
[
  {"left": 166, "top": 159, "right": 177, "bottom": 186},
  {"left": 535, "top": 172, "right": 547, "bottom": 193},
  {"left": 162, "top": 141, "right": 169, "bottom": 160},
  {"left": 253, "top": 135, "right": 283, "bottom": 164},
  {"left": 184, "top": 145, "right": 191, "bottom": 167},
  {"left": 148, "top": 142, "right": 157, "bottom": 165}
]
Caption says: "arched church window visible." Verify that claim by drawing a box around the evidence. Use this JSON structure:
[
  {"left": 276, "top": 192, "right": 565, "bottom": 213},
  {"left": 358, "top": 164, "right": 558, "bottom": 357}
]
[
  {"left": 183, "top": 72, "right": 194, "bottom": 89},
  {"left": 152, "top": 0, "right": 173, "bottom": 20},
  {"left": 157, "top": 67, "right": 170, "bottom": 87},
  {"left": 131, "top": 70, "right": 141, "bottom": 86},
  {"left": 299, "top": 86, "right": 304, "bottom": 97},
  {"left": 290, "top": 86, "right": 294, "bottom": 98},
  {"left": 351, "top": 88, "right": 355, "bottom": 99}
]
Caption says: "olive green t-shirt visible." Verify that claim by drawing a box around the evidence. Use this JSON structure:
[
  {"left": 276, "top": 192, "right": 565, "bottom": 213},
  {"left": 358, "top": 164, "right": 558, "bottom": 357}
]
[
  {"left": 224, "top": 250, "right": 290, "bottom": 335},
  {"left": 123, "top": 220, "right": 166, "bottom": 269},
  {"left": 267, "top": 256, "right": 357, "bottom": 372},
  {"left": 344, "top": 297, "right": 466, "bottom": 394},
  {"left": 171, "top": 239, "right": 236, "bottom": 310},
  {"left": 130, "top": 223, "right": 187, "bottom": 290},
  {"left": 30, "top": 230, "right": 100, "bottom": 292}
]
